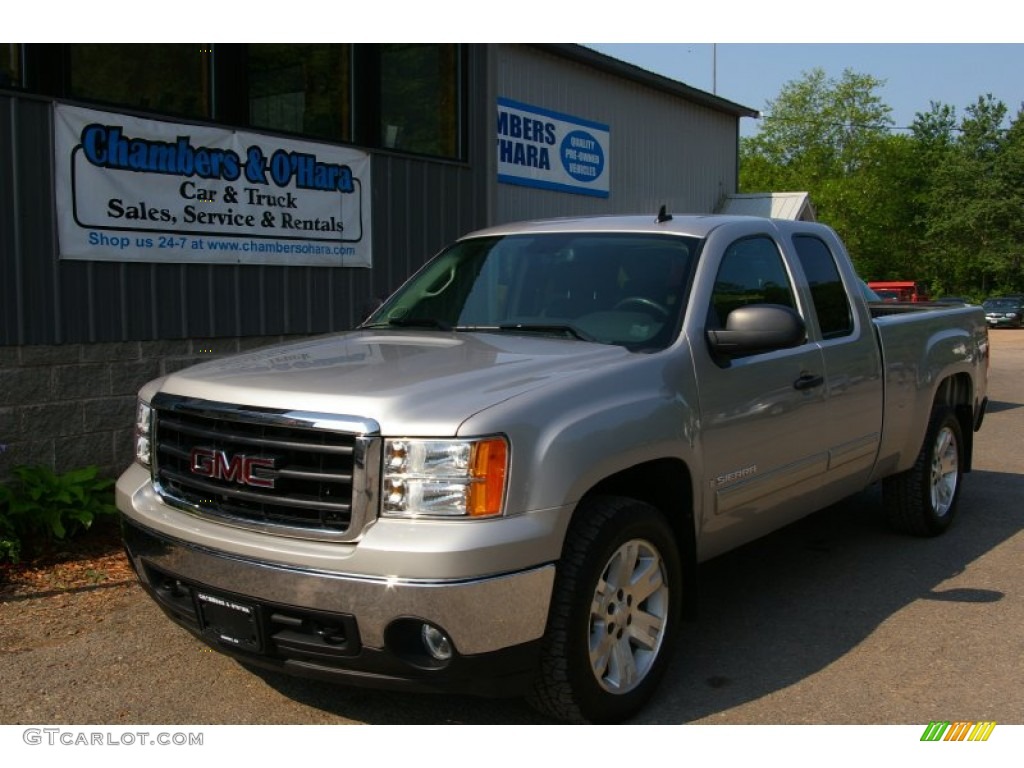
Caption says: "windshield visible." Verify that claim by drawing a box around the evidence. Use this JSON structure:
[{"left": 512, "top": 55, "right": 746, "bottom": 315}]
[
  {"left": 363, "top": 232, "right": 699, "bottom": 350},
  {"left": 984, "top": 299, "right": 1019, "bottom": 310}
]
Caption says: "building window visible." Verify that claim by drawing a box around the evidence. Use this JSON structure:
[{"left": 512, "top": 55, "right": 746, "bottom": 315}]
[
  {"left": 30, "top": 43, "right": 464, "bottom": 159},
  {"left": 68, "top": 44, "right": 212, "bottom": 119},
  {"left": 1, "top": 43, "right": 20, "bottom": 87},
  {"left": 379, "top": 44, "right": 461, "bottom": 157},
  {"left": 249, "top": 44, "right": 352, "bottom": 142}
]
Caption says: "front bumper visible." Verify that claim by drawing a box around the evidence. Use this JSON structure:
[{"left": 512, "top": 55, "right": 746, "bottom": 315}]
[
  {"left": 122, "top": 516, "right": 554, "bottom": 696},
  {"left": 986, "top": 316, "right": 1022, "bottom": 327}
]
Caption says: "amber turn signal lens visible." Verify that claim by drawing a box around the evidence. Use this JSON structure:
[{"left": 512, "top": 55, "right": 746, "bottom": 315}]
[{"left": 467, "top": 438, "right": 508, "bottom": 517}]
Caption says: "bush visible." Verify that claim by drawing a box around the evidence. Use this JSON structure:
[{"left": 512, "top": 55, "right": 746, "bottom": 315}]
[{"left": 0, "top": 465, "right": 117, "bottom": 564}]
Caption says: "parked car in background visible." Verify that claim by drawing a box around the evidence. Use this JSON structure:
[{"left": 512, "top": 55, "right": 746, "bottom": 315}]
[{"left": 983, "top": 296, "right": 1024, "bottom": 328}]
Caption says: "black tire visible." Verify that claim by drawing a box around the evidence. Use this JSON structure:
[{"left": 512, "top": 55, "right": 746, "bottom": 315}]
[
  {"left": 528, "top": 496, "right": 682, "bottom": 723},
  {"left": 882, "top": 405, "right": 964, "bottom": 537}
]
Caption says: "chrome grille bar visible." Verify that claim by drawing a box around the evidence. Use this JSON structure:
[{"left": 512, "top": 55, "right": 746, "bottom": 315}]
[{"left": 150, "top": 393, "right": 380, "bottom": 542}]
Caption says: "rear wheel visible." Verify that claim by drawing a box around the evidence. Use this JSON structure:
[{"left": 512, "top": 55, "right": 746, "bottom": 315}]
[
  {"left": 529, "top": 496, "right": 682, "bottom": 723},
  {"left": 883, "top": 406, "right": 964, "bottom": 536}
]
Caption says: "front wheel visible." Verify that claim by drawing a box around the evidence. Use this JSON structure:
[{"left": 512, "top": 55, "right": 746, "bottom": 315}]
[
  {"left": 528, "top": 496, "right": 682, "bottom": 723},
  {"left": 883, "top": 405, "right": 964, "bottom": 536}
]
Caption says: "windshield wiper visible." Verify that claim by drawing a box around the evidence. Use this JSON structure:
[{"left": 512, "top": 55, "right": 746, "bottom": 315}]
[
  {"left": 361, "top": 318, "right": 594, "bottom": 341},
  {"left": 378, "top": 317, "right": 454, "bottom": 331},
  {"left": 497, "top": 323, "right": 595, "bottom": 342}
]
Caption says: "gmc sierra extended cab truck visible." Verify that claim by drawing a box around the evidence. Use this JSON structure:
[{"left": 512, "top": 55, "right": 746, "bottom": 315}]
[{"left": 117, "top": 213, "right": 989, "bottom": 723}]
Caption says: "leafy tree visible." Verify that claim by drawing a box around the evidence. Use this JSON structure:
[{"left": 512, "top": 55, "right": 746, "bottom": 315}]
[
  {"left": 741, "top": 69, "right": 1024, "bottom": 298},
  {"left": 916, "top": 95, "right": 1022, "bottom": 295},
  {"left": 741, "top": 67, "right": 893, "bottom": 178},
  {"left": 740, "top": 68, "right": 903, "bottom": 277}
]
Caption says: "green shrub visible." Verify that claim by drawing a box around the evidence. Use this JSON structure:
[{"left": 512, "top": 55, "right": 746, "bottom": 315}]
[{"left": 0, "top": 465, "right": 117, "bottom": 564}]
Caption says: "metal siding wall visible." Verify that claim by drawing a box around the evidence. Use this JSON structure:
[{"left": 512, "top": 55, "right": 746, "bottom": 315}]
[
  {"left": 0, "top": 45, "right": 489, "bottom": 346},
  {"left": 0, "top": 97, "right": 16, "bottom": 345},
  {"left": 2, "top": 96, "right": 60, "bottom": 346},
  {"left": 495, "top": 45, "right": 740, "bottom": 224}
]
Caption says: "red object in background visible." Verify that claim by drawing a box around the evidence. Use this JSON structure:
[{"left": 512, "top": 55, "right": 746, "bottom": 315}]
[{"left": 868, "top": 281, "right": 931, "bottom": 302}]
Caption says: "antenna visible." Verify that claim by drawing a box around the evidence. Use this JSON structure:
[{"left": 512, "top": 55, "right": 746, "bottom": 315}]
[{"left": 656, "top": 205, "right": 673, "bottom": 223}]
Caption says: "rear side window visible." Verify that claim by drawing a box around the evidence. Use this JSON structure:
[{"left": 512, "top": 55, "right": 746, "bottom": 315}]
[{"left": 792, "top": 235, "right": 853, "bottom": 339}]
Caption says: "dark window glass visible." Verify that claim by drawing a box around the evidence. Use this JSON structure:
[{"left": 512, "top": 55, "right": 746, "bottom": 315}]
[
  {"left": 710, "top": 236, "right": 797, "bottom": 328},
  {"left": 792, "top": 235, "right": 853, "bottom": 339},
  {"left": 367, "top": 233, "right": 696, "bottom": 351},
  {"left": 379, "top": 44, "right": 460, "bottom": 157},
  {"left": 69, "top": 44, "right": 211, "bottom": 119},
  {"left": 249, "top": 44, "right": 352, "bottom": 142},
  {"left": 1, "top": 44, "right": 20, "bottom": 87}
]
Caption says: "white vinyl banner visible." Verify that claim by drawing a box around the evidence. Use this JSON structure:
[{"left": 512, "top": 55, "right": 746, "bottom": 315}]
[{"left": 54, "top": 104, "right": 372, "bottom": 267}]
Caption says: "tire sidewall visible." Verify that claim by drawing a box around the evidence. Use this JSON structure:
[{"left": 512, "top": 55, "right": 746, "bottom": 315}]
[
  {"left": 560, "top": 499, "right": 682, "bottom": 723},
  {"left": 921, "top": 407, "right": 964, "bottom": 533}
]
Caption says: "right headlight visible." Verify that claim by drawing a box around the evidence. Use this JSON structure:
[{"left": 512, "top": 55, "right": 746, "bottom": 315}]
[
  {"left": 134, "top": 400, "right": 153, "bottom": 468},
  {"left": 381, "top": 437, "right": 508, "bottom": 518}
]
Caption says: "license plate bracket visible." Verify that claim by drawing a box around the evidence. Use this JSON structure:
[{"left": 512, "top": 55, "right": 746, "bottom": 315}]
[{"left": 195, "top": 590, "right": 262, "bottom": 652}]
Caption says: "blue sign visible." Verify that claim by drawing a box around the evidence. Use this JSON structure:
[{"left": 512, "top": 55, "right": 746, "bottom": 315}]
[{"left": 497, "top": 98, "right": 610, "bottom": 198}]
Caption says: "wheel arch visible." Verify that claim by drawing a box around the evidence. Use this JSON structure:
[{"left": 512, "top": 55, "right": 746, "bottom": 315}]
[
  {"left": 576, "top": 458, "right": 699, "bottom": 619},
  {"left": 933, "top": 373, "right": 976, "bottom": 472}
]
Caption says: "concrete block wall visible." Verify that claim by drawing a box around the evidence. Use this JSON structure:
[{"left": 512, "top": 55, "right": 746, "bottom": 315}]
[{"left": 0, "top": 335, "right": 305, "bottom": 481}]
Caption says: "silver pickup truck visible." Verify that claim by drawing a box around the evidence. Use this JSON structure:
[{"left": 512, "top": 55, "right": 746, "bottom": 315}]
[{"left": 117, "top": 213, "right": 989, "bottom": 723}]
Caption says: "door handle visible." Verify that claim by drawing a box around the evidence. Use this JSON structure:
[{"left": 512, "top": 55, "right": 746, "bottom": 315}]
[{"left": 793, "top": 373, "right": 824, "bottom": 390}]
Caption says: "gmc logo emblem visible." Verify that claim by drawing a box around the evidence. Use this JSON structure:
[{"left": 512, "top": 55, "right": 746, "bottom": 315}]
[{"left": 189, "top": 447, "right": 277, "bottom": 489}]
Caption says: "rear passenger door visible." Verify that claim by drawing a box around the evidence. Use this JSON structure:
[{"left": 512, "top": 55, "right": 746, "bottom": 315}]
[{"left": 790, "top": 232, "right": 883, "bottom": 500}]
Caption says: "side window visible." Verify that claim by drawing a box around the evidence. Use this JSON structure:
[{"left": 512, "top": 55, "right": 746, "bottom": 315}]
[
  {"left": 792, "top": 235, "right": 853, "bottom": 339},
  {"left": 710, "top": 236, "right": 797, "bottom": 328}
]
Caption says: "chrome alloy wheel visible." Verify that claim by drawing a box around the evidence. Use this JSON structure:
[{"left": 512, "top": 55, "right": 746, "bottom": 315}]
[
  {"left": 588, "top": 538, "right": 669, "bottom": 694},
  {"left": 930, "top": 424, "right": 960, "bottom": 517}
]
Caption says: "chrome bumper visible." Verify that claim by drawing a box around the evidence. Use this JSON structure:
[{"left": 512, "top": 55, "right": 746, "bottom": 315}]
[{"left": 122, "top": 515, "right": 555, "bottom": 656}]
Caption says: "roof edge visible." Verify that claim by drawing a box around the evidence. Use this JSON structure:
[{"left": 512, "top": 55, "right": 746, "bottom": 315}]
[{"left": 531, "top": 44, "right": 760, "bottom": 120}]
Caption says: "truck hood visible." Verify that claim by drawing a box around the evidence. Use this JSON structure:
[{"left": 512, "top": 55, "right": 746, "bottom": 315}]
[{"left": 158, "top": 330, "right": 632, "bottom": 435}]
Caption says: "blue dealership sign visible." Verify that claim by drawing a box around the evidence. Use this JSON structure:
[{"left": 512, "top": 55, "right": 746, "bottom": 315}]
[{"left": 497, "top": 98, "right": 610, "bottom": 198}]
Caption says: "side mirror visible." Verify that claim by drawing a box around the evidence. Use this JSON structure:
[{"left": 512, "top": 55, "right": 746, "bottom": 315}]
[{"left": 706, "top": 304, "right": 806, "bottom": 357}]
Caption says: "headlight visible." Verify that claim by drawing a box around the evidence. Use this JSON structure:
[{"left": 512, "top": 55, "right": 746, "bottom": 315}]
[
  {"left": 134, "top": 400, "right": 153, "bottom": 468},
  {"left": 382, "top": 437, "right": 508, "bottom": 518}
]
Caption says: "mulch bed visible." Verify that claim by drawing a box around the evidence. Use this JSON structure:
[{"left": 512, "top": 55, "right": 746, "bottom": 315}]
[{"left": 0, "top": 516, "right": 135, "bottom": 601}]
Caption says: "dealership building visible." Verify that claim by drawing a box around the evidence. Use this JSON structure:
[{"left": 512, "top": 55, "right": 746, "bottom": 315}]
[{"left": 0, "top": 43, "right": 758, "bottom": 478}]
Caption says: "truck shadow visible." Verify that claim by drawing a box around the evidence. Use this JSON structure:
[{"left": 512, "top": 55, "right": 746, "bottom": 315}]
[
  {"left": 246, "top": 468, "right": 1022, "bottom": 724},
  {"left": 642, "top": 468, "right": 1023, "bottom": 723},
  {"left": 985, "top": 399, "right": 1023, "bottom": 414}
]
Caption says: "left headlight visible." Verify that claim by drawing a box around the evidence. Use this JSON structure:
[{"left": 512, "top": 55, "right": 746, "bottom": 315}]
[
  {"left": 382, "top": 437, "right": 508, "bottom": 518},
  {"left": 134, "top": 400, "right": 153, "bottom": 468}
]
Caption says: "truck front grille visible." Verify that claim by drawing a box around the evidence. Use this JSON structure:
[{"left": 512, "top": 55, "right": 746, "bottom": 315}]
[{"left": 151, "top": 394, "right": 379, "bottom": 541}]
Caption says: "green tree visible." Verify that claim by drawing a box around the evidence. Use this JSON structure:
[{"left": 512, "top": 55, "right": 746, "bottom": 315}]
[
  {"left": 741, "top": 69, "right": 1024, "bottom": 298},
  {"left": 917, "top": 95, "right": 1022, "bottom": 294},
  {"left": 742, "top": 68, "right": 893, "bottom": 175},
  {"left": 740, "top": 68, "right": 908, "bottom": 277}
]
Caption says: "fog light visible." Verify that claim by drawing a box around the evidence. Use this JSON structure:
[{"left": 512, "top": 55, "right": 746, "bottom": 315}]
[{"left": 421, "top": 624, "right": 453, "bottom": 661}]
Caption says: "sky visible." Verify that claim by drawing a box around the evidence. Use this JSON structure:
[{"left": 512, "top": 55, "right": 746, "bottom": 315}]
[{"left": 585, "top": 43, "right": 1024, "bottom": 137}]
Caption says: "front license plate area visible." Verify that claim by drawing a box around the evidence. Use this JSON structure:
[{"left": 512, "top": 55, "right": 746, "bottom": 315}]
[{"left": 196, "top": 591, "right": 262, "bottom": 652}]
